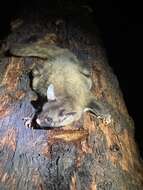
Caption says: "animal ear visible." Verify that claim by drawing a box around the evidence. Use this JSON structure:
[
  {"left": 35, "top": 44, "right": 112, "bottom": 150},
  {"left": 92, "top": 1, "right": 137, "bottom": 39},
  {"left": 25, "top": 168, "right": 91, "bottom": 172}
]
[{"left": 47, "top": 84, "right": 56, "bottom": 101}]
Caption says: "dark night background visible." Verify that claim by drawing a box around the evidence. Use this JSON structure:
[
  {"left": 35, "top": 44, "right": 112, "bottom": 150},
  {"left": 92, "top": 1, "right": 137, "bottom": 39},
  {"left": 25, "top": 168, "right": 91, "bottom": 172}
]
[{"left": 0, "top": 0, "right": 142, "bottom": 156}]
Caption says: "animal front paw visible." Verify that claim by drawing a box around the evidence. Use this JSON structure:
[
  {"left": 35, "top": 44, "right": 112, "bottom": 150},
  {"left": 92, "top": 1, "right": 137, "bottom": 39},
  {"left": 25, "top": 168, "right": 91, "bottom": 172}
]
[
  {"left": 97, "top": 114, "right": 112, "bottom": 125},
  {"left": 23, "top": 117, "right": 33, "bottom": 128}
]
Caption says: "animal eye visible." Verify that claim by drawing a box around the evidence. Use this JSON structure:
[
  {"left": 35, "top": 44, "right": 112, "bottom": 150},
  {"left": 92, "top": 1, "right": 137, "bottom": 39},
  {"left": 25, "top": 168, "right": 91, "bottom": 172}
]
[
  {"left": 45, "top": 117, "right": 52, "bottom": 123},
  {"left": 66, "top": 112, "right": 77, "bottom": 116},
  {"left": 59, "top": 109, "right": 66, "bottom": 116}
]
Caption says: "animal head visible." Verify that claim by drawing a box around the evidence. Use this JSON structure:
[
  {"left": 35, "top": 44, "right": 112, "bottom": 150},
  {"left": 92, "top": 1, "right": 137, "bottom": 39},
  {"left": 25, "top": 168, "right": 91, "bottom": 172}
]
[{"left": 36, "top": 84, "right": 81, "bottom": 127}]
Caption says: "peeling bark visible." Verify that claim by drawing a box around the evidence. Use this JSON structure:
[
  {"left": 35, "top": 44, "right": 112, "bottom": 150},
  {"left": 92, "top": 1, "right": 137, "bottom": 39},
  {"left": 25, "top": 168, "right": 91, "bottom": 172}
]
[{"left": 0, "top": 13, "right": 143, "bottom": 190}]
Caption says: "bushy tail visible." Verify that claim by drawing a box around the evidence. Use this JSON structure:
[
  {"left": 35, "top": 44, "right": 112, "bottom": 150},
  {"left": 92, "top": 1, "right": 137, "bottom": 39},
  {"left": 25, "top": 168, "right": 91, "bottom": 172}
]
[{"left": 10, "top": 43, "right": 68, "bottom": 59}]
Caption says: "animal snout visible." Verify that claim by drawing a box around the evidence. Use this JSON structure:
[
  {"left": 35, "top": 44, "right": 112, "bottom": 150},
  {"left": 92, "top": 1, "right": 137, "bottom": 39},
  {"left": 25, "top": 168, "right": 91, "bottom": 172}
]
[{"left": 36, "top": 118, "right": 41, "bottom": 125}]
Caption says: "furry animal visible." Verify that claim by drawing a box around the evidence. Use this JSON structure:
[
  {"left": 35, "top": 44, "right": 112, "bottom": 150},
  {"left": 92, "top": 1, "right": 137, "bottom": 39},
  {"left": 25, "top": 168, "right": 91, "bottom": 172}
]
[{"left": 10, "top": 43, "right": 110, "bottom": 127}]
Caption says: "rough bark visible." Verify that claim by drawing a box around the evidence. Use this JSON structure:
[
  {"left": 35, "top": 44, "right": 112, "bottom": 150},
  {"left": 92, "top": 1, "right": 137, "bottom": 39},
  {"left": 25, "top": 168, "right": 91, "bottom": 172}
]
[{"left": 0, "top": 12, "right": 143, "bottom": 190}]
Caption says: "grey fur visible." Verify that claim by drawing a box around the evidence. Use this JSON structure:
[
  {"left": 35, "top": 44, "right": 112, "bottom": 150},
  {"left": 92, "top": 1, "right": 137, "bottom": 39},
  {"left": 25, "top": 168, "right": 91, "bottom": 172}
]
[{"left": 10, "top": 44, "right": 109, "bottom": 127}]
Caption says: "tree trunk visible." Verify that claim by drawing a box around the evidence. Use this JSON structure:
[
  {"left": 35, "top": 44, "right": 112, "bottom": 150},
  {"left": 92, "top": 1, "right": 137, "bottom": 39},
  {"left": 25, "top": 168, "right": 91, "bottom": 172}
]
[{"left": 0, "top": 13, "right": 143, "bottom": 190}]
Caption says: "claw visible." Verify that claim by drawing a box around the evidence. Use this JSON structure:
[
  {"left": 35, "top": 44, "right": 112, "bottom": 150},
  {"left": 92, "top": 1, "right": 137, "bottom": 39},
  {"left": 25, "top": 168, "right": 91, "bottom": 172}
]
[
  {"left": 97, "top": 114, "right": 112, "bottom": 125},
  {"left": 23, "top": 117, "right": 33, "bottom": 128}
]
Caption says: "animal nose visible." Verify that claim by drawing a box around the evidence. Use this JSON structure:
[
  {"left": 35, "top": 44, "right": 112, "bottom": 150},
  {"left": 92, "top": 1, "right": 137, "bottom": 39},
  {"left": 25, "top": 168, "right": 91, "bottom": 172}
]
[{"left": 36, "top": 118, "right": 41, "bottom": 125}]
